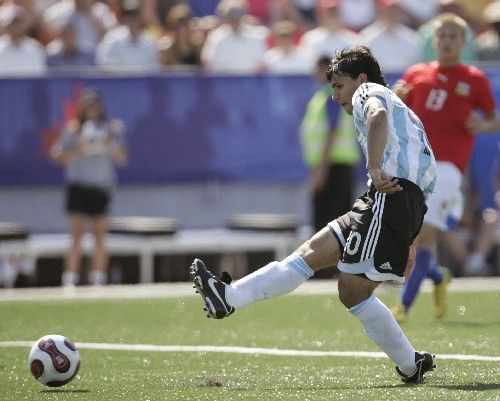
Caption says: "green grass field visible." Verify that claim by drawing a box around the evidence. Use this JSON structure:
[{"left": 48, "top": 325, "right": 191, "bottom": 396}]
[{"left": 1, "top": 287, "right": 499, "bottom": 401}]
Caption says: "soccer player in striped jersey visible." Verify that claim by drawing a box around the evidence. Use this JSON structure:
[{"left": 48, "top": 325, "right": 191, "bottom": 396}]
[
  {"left": 191, "top": 45, "right": 437, "bottom": 383},
  {"left": 391, "top": 13, "right": 500, "bottom": 323}
]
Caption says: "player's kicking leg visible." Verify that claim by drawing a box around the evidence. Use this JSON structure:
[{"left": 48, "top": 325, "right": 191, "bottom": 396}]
[{"left": 190, "top": 227, "right": 336, "bottom": 319}]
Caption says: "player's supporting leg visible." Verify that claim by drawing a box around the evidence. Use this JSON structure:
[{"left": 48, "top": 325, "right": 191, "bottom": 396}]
[{"left": 339, "top": 273, "right": 424, "bottom": 378}]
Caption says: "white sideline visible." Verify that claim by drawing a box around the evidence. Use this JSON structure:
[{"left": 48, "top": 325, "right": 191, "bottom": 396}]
[
  {"left": 1, "top": 341, "right": 499, "bottom": 362},
  {"left": 1, "top": 277, "right": 499, "bottom": 302}
]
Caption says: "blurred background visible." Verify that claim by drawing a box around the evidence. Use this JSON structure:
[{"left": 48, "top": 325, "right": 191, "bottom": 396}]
[{"left": 0, "top": 0, "right": 499, "bottom": 287}]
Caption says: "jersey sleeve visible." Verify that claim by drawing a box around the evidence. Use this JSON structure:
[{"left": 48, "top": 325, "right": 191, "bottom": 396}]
[
  {"left": 352, "top": 82, "right": 390, "bottom": 121},
  {"left": 473, "top": 72, "right": 496, "bottom": 113}
]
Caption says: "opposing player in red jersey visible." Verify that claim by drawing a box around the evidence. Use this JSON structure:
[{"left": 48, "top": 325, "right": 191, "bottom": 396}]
[{"left": 391, "top": 12, "right": 500, "bottom": 322}]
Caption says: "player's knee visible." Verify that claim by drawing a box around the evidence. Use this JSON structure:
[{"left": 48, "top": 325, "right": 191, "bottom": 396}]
[
  {"left": 338, "top": 273, "right": 376, "bottom": 309},
  {"left": 338, "top": 275, "right": 357, "bottom": 308}
]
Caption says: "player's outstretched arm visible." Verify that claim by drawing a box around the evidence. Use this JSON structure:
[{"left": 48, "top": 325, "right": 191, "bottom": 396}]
[{"left": 466, "top": 110, "right": 500, "bottom": 133}]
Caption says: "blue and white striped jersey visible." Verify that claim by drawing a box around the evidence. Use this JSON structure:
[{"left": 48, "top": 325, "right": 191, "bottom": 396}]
[{"left": 352, "top": 82, "right": 437, "bottom": 201}]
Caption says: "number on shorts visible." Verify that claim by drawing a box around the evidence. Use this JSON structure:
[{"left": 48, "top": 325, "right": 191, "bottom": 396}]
[{"left": 345, "top": 232, "right": 362, "bottom": 255}]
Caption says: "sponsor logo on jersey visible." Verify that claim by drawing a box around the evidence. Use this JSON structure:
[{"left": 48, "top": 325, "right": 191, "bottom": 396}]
[
  {"left": 378, "top": 261, "right": 392, "bottom": 270},
  {"left": 455, "top": 82, "right": 470, "bottom": 96},
  {"left": 437, "top": 73, "right": 448, "bottom": 82}
]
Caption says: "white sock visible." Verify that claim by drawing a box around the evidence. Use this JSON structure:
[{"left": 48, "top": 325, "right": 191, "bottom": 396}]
[
  {"left": 225, "top": 254, "right": 314, "bottom": 309},
  {"left": 62, "top": 271, "right": 79, "bottom": 287},
  {"left": 350, "top": 294, "right": 416, "bottom": 375}
]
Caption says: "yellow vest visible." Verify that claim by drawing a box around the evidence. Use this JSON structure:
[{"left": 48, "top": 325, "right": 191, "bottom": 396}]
[{"left": 300, "top": 85, "right": 360, "bottom": 168}]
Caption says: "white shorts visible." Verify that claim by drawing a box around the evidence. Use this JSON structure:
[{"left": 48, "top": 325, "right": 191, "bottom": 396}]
[{"left": 424, "top": 161, "right": 464, "bottom": 231}]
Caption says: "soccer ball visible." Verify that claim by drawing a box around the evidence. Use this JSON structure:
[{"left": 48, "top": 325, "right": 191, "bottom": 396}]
[{"left": 28, "top": 334, "right": 80, "bottom": 387}]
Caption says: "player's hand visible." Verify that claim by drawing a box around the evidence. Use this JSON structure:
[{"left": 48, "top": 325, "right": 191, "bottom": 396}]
[
  {"left": 368, "top": 167, "right": 402, "bottom": 193},
  {"left": 466, "top": 112, "right": 483, "bottom": 133},
  {"left": 109, "top": 119, "right": 124, "bottom": 135},
  {"left": 465, "top": 111, "right": 500, "bottom": 133},
  {"left": 392, "top": 80, "right": 412, "bottom": 100}
]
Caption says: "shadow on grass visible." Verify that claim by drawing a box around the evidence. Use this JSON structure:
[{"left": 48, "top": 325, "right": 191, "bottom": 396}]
[
  {"left": 430, "top": 383, "right": 500, "bottom": 391},
  {"left": 41, "top": 389, "right": 90, "bottom": 394}
]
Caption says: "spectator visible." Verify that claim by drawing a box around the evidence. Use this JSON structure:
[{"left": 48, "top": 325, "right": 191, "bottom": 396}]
[
  {"left": 360, "top": 0, "right": 420, "bottom": 73},
  {"left": 201, "top": 0, "right": 269, "bottom": 73},
  {"left": 299, "top": 0, "right": 360, "bottom": 62},
  {"left": 398, "top": 0, "right": 439, "bottom": 28},
  {"left": 50, "top": 89, "right": 127, "bottom": 287},
  {"left": 299, "top": 55, "right": 360, "bottom": 232},
  {"left": 246, "top": 0, "right": 273, "bottom": 24},
  {"left": 454, "top": 0, "right": 493, "bottom": 31},
  {"left": 339, "top": 0, "right": 376, "bottom": 32},
  {"left": 0, "top": 4, "right": 46, "bottom": 75},
  {"left": 43, "top": 0, "right": 116, "bottom": 54},
  {"left": 260, "top": 19, "right": 312, "bottom": 73},
  {"left": 268, "top": 0, "right": 308, "bottom": 32},
  {"left": 141, "top": 0, "right": 163, "bottom": 39},
  {"left": 1, "top": 0, "right": 48, "bottom": 42},
  {"left": 291, "top": 0, "right": 318, "bottom": 28},
  {"left": 418, "top": 0, "right": 476, "bottom": 63},
  {"left": 183, "top": 0, "right": 220, "bottom": 17},
  {"left": 157, "top": 2, "right": 202, "bottom": 68},
  {"left": 476, "top": 1, "right": 500, "bottom": 62},
  {"left": 46, "top": 15, "right": 95, "bottom": 71},
  {"left": 96, "top": 0, "right": 159, "bottom": 72}
]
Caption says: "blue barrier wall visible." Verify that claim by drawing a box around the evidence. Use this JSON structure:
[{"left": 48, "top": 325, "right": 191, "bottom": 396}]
[
  {"left": 0, "top": 74, "right": 319, "bottom": 185},
  {"left": 1, "top": 71, "right": 499, "bottom": 187}
]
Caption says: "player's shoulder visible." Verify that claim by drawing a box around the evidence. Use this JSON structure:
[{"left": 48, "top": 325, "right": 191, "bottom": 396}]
[
  {"left": 403, "top": 62, "right": 435, "bottom": 79},
  {"left": 458, "top": 64, "right": 489, "bottom": 80},
  {"left": 408, "top": 62, "right": 434, "bottom": 73},
  {"left": 352, "top": 82, "right": 392, "bottom": 114},
  {"left": 353, "top": 82, "right": 390, "bottom": 102}
]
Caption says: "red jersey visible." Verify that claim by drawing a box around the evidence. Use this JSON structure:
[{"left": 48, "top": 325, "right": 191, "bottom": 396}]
[{"left": 402, "top": 62, "right": 495, "bottom": 172}]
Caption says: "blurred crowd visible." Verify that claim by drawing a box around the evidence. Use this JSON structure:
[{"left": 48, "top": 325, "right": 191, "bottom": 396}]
[{"left": 1, "top": 0, "right": 500, "bottom": 76}]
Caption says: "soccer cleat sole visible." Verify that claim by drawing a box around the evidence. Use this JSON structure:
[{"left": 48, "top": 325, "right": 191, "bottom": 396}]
[{"left": 190, "top": 260, "right": 217, "bottom": 319}]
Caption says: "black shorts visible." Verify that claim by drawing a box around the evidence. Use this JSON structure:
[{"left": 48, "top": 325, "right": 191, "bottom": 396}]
[
  {"left": 66, "top": 184, "right": 110, "bottom": 216},
  {"left": 328, "top": 178, "right": 426, "bottom": 282}
]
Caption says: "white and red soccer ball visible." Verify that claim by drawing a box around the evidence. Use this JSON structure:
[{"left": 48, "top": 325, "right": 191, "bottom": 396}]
[{"left": 28, "top": 334, "right": 80, "bottom": 387}]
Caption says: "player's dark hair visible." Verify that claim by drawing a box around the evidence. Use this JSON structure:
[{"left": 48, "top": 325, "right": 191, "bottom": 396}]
[{"left": 326, "top": 45, "right": 388, "bottom": 87}]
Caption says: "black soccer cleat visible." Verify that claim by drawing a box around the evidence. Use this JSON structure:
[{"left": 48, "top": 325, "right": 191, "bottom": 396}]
[
  {"left": 190, "top": 259, "right": 235, "bottom": 319},
  {"left": 396, "top": 351, "right": 436, "bottom": 384}
]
